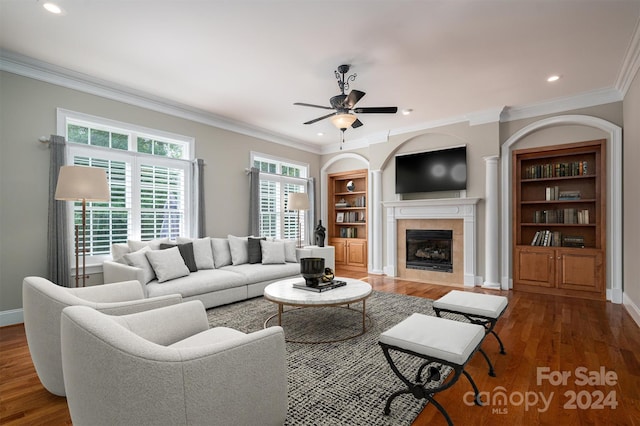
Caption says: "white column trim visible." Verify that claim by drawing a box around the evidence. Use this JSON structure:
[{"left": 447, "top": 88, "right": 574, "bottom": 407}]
[
  {"left": 483, "top": 155, "right": 500, "bottom": 289},
  {"left": 370, "top": 170, "right": 384, "bottom": 274}
]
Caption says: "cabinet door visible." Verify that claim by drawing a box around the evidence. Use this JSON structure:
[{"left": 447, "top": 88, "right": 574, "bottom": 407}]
[
  {"left": 556, "top": 249, "right": 604, "bottom": 293},
  {"left": 331, "top": 239, "right": 347, "bottom": 265},
  {"left": 514, "top": 247, "right": 554, "bottom": 288},
  {"left": 346, "top": 240, "right": 367, "bottom": 268}
]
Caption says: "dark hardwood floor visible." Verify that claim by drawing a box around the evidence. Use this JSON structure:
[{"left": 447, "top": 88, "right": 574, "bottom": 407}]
[{"left": 1, "top": 271, "right": 639, "bottom": 425}]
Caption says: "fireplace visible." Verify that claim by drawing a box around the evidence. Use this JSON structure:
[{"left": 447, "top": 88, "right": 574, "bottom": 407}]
[{"left": 406, "top": 229, "right": 453, "bottom": 273}]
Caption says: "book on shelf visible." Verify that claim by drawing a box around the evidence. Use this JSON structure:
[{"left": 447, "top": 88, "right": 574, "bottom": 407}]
[
  {"left": 530, "top": 229, "right": 563, "bottom": 247},
  {"left": 562, "top": 235, "right": 585, "bottom": 248},
  {"left": 525, "top": 161, "right": 589, "bottom": 179},
  {"left": 558, "top": 190, "right": 581, "bottom": 200},
  {"left": 339, "top": 227, "right": 358, "bottom": 238},
  {"left": 292, "top": 280, "right": 347, "bottom": 292}
]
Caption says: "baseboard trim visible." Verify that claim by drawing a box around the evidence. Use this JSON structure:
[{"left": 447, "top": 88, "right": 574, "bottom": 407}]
[
  {"left": 0, "top": 308, "right": 24, "bottom": 327},
  {"left": 623, "top": 293, "right": 640, "bottom": 328}
]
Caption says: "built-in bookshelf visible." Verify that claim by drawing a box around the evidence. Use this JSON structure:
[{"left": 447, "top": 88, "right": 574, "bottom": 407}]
[
  {"left": 328, "top": 169, "right": 367, "bottom": 272},
  {"left": 512, "top": 139, "right": 606, "bottom": 300}
]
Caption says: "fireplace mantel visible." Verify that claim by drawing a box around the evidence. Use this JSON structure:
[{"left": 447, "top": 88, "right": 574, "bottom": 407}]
[{"left": 382, "top": 198, "right": 480, "bottom": 286}]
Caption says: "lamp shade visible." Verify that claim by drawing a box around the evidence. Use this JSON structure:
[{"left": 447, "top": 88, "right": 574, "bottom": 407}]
[
  {"left": 55, "top": 165, "right": 110, "bottom": 201},
  {"left": 288, "top": 192, "right": 310, "bottom": 210},
  {"left": 330, "top": 113, "right": 357, "bottom": 130}
]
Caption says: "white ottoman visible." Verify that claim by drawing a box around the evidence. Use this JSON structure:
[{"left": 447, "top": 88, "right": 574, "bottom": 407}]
[
  {"left": 433, "top": 290, "right": 508, "bottom": 378},
  {"left": 379, "top": 313, "right": 486, "bottom": 426}
]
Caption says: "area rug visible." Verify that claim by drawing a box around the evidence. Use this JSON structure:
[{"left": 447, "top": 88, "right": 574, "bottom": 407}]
[{"left": 207, "top": 291, "right": 459, "bottom": 425}]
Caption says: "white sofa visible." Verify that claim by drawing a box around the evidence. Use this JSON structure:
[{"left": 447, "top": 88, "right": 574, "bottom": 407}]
[
  {"left": 61, "top": 301, "right": 287, "bottom": 425},
  {"left": 103, "top": 236, "right": 303, "bottom": 309}
]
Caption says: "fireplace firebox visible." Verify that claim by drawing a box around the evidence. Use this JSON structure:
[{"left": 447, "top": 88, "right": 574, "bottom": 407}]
[{"left": 406, "top": 229, "right": 453, "bottom": 273}]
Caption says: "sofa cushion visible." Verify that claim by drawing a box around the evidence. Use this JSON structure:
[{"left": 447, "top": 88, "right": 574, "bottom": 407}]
[
  {"left": 228, "top": 235, "right": 249, "bottom": 265},
  {"left": 160, "top": 242, "right": 198, "bottom": 272},
  {"left": 221, "top": 262, "right": 301, "bottom": 283},
  {"left": 260, "top": 240, "right": 286, "bottom": 264},
  {"left": 146, "top": 269, "right": 247, "bottom": 299},
  {"left": 123, "top": 246, "right": 156, "bottom": 284},
  {"left": 146, "top": 247, "right": 191, "bottom": 283},
  {"left": 211, "top": 238, "right": 232, "bottom": 268},
  {"left": 248, "top": 237, "right": 266, "bottom": 264},
  {"left": 169, "top": 327, "right": 246, "bottom": 348},
  {"left": 177, "top": 237, "right": 214, "bottom": 270}
]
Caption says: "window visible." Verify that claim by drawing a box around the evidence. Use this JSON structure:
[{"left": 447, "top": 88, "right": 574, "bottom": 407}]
[
  {"left": 251, "top": 153, "right": 309, "bottom": 240},
  {"left": 58, "top": 109, "right": 194, "bottom": 263}
]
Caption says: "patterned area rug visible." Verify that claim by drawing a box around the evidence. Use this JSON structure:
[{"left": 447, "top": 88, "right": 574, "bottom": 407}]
[{"left": 207, "top": 290, "right": 458, "bottom": 425}]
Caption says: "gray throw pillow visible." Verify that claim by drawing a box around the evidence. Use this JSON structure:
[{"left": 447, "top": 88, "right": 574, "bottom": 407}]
[
  {"left": 248, "top": 237, "right": 266, "bottom": 264},
  {"left": 176, "top": 237, "right": 214, "bottom": 270},
  {"left": 160, "top": 242, "right": 198, "bottom": 272},
  {"left": 211, "top": 238, "right": 232, "bottom": 268},
  {"left": 228, "top": 235, "right": 249, "bottom": 265}
]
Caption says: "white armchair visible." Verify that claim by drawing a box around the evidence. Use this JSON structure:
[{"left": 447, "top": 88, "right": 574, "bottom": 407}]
[
  {"left": 22, "top": 276, "right": 183, "bottom": 396},
  {"left": 60, "top": 301, "right": 288, "bottom": 426}
]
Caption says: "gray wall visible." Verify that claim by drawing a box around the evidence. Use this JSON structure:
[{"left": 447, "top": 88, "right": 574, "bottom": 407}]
[{"left": 0, "top": 71, "right": 320, "bottom": 312}]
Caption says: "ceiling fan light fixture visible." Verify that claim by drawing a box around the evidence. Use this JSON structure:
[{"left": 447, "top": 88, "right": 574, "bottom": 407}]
[{"left": 330, "top": 113, "right": 357, "bottom": 130}]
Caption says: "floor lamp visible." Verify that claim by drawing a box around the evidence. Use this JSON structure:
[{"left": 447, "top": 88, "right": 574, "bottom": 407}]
[
  {"left": 55, "top": 165, "right": 110, "bottom": 287},
  {"left": 288, "top": 192, "right": 310, "bottom": 248}
]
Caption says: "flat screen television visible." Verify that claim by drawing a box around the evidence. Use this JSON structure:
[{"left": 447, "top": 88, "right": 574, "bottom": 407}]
[{"left": 395, "top": 146, "right": 467, "bottom": 194}]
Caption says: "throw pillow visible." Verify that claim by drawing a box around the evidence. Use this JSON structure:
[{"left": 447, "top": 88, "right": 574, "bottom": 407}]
[
  {"left": 228, "top": 235, "right": 249, "bottom": 265},
  {"left": 248, "top": 237, "right": 266, "bottom": 264},
  {"left": 260, "top": 240, "right": 286, "bottom": 264},
  {"left": 211, "top": 238, "right": 232, "bottom": 268},
  {"left": 275, "top": 239, "right": 298, "bottom": 262},
  {"left": 145, "top": 247, "right": 190, "bottom": 283},
  {"left": 111, "top": 243, "right": 130, "bottom": 262},
  {"left": 128, "top": 238, "right": 170, "bottom": 252},
  {"left": 177, "top": 237, "right": 214, "bottom": 269},
  {"left": 123, "top": 246, "right": 156, "bottom": 284},
  {"left": 160, "top": 242, "right": 198, "bottom": 272}
]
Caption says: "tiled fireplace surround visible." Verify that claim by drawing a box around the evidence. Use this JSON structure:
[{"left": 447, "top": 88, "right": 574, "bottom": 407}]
[{"left": 382, "top": 198, "right": 479, "bottom": 286}]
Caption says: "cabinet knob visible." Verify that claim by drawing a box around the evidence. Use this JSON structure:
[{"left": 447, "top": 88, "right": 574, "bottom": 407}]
[{"left": 557, "top": 257, "right": 561, "bottom": 260}]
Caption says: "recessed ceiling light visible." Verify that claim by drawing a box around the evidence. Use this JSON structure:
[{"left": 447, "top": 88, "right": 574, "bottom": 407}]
[
  {"left": 317, "top": 132, "right": 324, "bottom": 136},
  {"left": 547, "top": 75, "right": 561, "bottom": 82},
  {"left": 401, "top": 109, "right": 413, "bottom": 115},
  {"left": 42, "top": 2, "right": 63, "bottom": 14}
]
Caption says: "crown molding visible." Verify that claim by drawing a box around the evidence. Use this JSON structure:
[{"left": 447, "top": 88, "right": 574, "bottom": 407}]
[
  {"left": 0, "top": 50, "right": 321, "bottom": 155},
  {"left": 616, "top": 16, "right": 640, "bottom": 96},
  {"left": 500, "top": 87, "right": 623, "bottom": 123}
]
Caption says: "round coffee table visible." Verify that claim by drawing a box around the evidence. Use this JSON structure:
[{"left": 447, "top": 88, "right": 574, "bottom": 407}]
[{"left": 263, "top": 277, "right": 373, "bottom": 343}]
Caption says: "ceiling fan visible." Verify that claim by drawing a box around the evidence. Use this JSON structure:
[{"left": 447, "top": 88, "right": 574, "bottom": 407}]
[{"left": 294, "top": 64, "right": 398, "bottom": 133}]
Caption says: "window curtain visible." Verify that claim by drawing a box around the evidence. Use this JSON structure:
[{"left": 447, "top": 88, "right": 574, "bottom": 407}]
[
  {"left": 249, "top": 167, "right": 260, "bottom": 236},
  {"left": 193, "top": 159, "right": 206, "bottom": 238},
  {"left": 47, "top": 135, "right": 70, "bottom": 286},
  {"left": 306, "top": 177, "right": 316, "bottom": 246}
]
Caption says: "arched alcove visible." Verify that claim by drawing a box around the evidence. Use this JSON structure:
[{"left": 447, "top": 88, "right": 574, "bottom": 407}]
[{"left": 500, "top": 115, "right": 622, "bottom": 303}]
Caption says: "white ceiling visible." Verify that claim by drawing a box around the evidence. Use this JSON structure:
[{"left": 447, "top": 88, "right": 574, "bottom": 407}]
[{"left": 1, "top": 0, "right": 639, "bottom": 153}]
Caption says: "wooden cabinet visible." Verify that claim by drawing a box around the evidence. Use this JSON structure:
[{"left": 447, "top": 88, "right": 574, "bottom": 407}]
[
  {"left": 328, "top": 170, "right": 367, "bottom": 272},
  {"left": 512, "top": 140, "right": 606, "bottom": 300}
]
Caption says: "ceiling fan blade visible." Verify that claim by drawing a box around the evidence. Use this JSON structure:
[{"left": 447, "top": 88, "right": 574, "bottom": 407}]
[
  {"left": 351, "top": 118, "right": 364, "bottom": 128},
  {"left": 303, "top": 112, "right": 336, "bottom": 125},
  {"left": 353, "top": 107, "right": 398, "bottom": 114},
  {"left": 294, "top": 102, "right": 334, "bottom": 110},
  {"left": 345, "top": 90, "right": 366, "bottom": 108}
]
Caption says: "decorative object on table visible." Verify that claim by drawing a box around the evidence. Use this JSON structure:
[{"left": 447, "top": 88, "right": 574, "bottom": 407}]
[
  {"left": 287, "top": 192, "right": 310, "bottom": 248},
  {"left": 314, "top": 220, "right": 326, "bottom": 247},
  {"left": 346, "top": 180, "right": 355, "bottom": 192},
  {"left": 300, "top": 257, "right": 324, "bottom": 287},
  {"left": 293, "top": 279, "right": 346, "bottom": 292},
  {"left": 322, "top": 267, "right": 335, "bottom": 283},
  {"left": 55, "top": 165, "right": 110, "bottom": 287}
]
